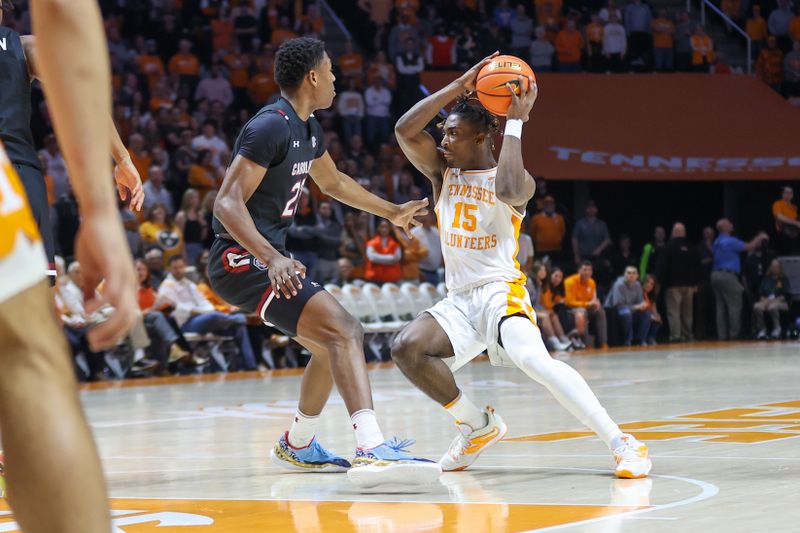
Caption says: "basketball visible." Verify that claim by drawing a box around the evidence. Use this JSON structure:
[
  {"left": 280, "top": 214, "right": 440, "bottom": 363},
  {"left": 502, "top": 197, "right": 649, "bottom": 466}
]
[{"left": 475, "top": 55, "right": 536, "bottom": 117}]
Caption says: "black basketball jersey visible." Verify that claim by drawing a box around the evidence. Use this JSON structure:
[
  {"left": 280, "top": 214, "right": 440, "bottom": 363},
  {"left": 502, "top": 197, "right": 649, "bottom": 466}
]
[
  {"left": 212, "top": 98, "right": 325, "bottom": 254},
  {"left": 0, "top": 28, "right": 39, "bottom": 169}
]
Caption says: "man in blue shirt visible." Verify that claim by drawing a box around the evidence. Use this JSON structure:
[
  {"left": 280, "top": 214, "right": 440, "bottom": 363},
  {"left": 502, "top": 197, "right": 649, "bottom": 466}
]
[{"left": 711, "top": 219, "right": 769, "bottom": 340}]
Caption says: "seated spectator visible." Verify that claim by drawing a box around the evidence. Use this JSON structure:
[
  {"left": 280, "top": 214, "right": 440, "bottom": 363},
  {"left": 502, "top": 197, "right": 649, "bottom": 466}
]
[
  {"left": 605, "top": 266, "right": 650, "bottom": 346},
  {"left": 188, "top": 149, "right": 224, "bottom": 199},
  {"left": 747, "top": 5, "right": 769, "bottom": 59},
  {"left": 364, "top": 219, "right": 402, "bottom": 284},
  {"left": 393, "top": 225, "right": 428, "bottom": 282},
  {"left": 753, "top": 259, "right": 792, "bottom": 339},
  {"left": 127, "top": 133, "right": 152, "bottom": 182},
  {"left": 192, "top": 119, "right": 229, "bottom": 168},
  {"left": 396, "top": 37, "right": 425, "bottom": 113},
  {"left": 175, "top": 188, "right": 209, "bottom": 265},
  {"left": 158, "top": 256, "right": 256, "bottom": 366},
  {"left": 555, "top": 19, "right": 583, "bottom": 72},
  {"left": 542, "top": 266, "right": 586, "bottom": 347},
  {"left": 585, "top": 15, "right": 605, "bottom": 72},
  {"left": 248, "top": 59, "right": 279, "bottom": 107},
  {"left": 169, "top": 39, "right": 201, "bottom": 93},
  {"left": 652, "top": 9, "right": 675, "bottom": 71},
  {"left": 530, "top": 26, "right": 555, "bottom": 72},
  {"left": 140, "top": 203, "right": 185, "bottom": 265},
  {"left": 410, "top": 211, "right": 442, "bottom": 285},
  {"left": 530, "top": 195, "right": 566, "bottom": 264},
  {"left": 528, "top": 262, "right": 572, "bottom": 351},
  {"left": 757, "top": 36, "right": 784, "bottom": 92},
  {"left": 641, "top": 274, "right": 662, "bottom": 344},
  {"left": 690, "top": 25, "right": 714, "bottom": 71},
  {"left": 119, "top": 196, "right": 142, "bottom": 258},
  {"left": 772, "top": 186, "right": 800, "bottom": 254},
  {"left": 711, "top": 219, "right": 769, "bottom": 340},
  {"left": 367, "top": 50, "right": 397, "bottom": 89},
  {"left": 135, "top": 259, "right": 194, "bottom": 372},
  {"left": 340, "top": 212, "right": 368, "bottom": 279},
  {"left": 517, "top": 230, "right": 534, "bottom": 275},
  {"left": 194, "top": 64, "right": 234, "bottom": 110},
  {"left": 338, "top": 40, "right": 365, "bottom": 83},
  {"left": 657, "top": 222, "right": 702, "bottom": 342},
  {"left": 784, "top": 40, "right": 800, "bottom": 98},
  {"left": 603, "top": 12, "right": 628, "bottom": 72},
  {"left": 565, "top": 261, "right": 608, "bottom": 348},
  {"left": 333, "top": 257, "right": 356, "bottom": 286},
  {"left": 364, "top": 76, "right": 393, "bottom": 149},
  {"left": 142, "top": 165, "right": 174, "bottom": 215}
]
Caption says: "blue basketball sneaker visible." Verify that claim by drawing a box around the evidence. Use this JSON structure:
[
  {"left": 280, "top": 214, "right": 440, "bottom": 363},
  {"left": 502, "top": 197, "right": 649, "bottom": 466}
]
[
  {"left": 347, "top": 437, "right": 442, "bottom": 488},
  {"left": 270, "top": 432, "right": 351, "bottom": 473}
]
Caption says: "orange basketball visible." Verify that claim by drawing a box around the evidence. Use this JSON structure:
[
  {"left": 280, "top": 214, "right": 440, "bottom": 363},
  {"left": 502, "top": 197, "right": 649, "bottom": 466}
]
[{"left": 475, "top": 55, "right": 536, "bottom": 117}]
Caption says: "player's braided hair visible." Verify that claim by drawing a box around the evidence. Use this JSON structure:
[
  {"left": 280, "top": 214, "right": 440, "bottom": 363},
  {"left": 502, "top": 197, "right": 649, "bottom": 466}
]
[
  {"left": 446, "top": 94, "right": 500, "bottom": 135},
  {"left": 274, "top": 37, "right": 326, "bottom": 90}
]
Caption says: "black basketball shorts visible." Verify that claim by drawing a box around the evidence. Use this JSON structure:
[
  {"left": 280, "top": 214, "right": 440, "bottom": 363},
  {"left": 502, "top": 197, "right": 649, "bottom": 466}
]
[
  {"left": 208, "top": 238, "right": 325, "bottom": 337},
  {"left": 15, "top": 163, "right": 55, "bottom": 281}
]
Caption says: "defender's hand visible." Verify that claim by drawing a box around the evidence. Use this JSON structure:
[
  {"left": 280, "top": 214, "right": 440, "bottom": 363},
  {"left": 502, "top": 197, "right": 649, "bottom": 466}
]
[
  {"left": 506, "top": 76, "right": 538, "bottom": 123},
  {"left": 457, "top": 52, "right": 499, "bottom": 92},
  {"left": 390, "top": 198, "right": 429, "bottom": 239}
]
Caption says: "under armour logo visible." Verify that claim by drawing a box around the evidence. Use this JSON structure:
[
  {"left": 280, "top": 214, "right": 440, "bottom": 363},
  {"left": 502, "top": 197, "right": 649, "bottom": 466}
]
[
  {"left": 292, "top": 141, "right": 300, "bottom": 148},
  {"left": 0, "top": 38, "right": 7, "bottom": 52},
  {"left": 311, "top": 282, "right": 320, "bottom": 287},
  {"left": 312, "top": 136, "right": 317, "bottom": 148}
]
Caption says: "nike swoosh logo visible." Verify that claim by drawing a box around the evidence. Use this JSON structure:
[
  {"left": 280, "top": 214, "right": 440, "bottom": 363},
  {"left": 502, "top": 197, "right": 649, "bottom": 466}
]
[{"left": 464, "top": 426, "right": 501, "bottom": 454}]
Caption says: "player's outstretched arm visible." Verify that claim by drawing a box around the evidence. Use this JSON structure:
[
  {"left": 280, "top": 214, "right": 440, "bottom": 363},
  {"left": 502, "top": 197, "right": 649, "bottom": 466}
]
[
  {"left": 21, "top": 34, "right": 145, "bottom": 211},
  {"left": 395, "top": 52, "right": 498, "bottom": 182},
  {"left": 495, "top": 76, "right": 538, "bottom": 209},
  {"left": 30, "top": 0, "right": 137, "bottom": 350},
  {"left": 310, "top": 151, "right": 428, "bottom": 237}
]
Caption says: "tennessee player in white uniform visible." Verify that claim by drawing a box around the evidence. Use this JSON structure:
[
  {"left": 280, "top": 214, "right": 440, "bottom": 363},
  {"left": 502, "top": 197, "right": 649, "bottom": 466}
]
[{"left": 393, "top": 55, "right": 652, "bottom": 479}]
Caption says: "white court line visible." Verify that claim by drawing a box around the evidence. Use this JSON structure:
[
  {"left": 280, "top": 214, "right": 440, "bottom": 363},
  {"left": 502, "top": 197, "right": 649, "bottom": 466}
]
[
  {"left": 93, "top": 414, "right": 220, "bottom": 429},
  {"left": 485, "top": 467, "right": 720, "bottom": 533},
  {"left": 624, "top": 516, "right": 679, "bottom": 520},
  {"left": 480, "top": 453, "right": 800, "bottom": 461}
]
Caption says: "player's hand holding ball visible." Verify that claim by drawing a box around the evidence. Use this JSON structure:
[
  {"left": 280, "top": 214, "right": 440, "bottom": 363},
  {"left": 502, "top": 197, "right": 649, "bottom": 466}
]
[
  {"left": 505, "top": 75, "right": 538, "bottom": 123},
  {"left": 474, "top": 55, "right": 537, "bottom": 118},
  {"left": 457, "top": 51, "right": 500, "bottom": 92}
]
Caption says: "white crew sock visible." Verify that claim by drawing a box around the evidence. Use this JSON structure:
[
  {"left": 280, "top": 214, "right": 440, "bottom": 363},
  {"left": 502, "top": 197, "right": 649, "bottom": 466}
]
[
  {"left": 351, "top": 409, "right": 384, "bottom": 449},
  {"left": 501, "top": 317, "right": 624, "bottom": 450},
  {"left": 287, "top": 409, "right": 318, "bottom": 448},
  {"left": 444, "top": 391, "right": 488, "bottom": 430}
]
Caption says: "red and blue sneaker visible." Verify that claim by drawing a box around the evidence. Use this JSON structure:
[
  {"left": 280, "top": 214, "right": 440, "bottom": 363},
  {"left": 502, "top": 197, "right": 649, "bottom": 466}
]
[
  {"left": 347, "top": 437, "right": 442, "bottom": 488},
  {"left": 269, "top": 432, "right": 351, "bottom": 473}
]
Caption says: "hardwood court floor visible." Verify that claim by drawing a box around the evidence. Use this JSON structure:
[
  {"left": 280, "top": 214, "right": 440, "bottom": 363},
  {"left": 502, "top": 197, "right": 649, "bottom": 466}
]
[{"left": 1, "top": 341, "right": 799, "bottom": 532}]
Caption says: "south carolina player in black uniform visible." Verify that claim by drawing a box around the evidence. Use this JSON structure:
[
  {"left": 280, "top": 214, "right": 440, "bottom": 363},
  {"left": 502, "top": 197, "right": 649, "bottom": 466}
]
[
  {"left": 0, "top": 0, "right": 144, "bottom": 279},
  {"left": 211, "top": 37, "right": 440, "bottom": 488}
]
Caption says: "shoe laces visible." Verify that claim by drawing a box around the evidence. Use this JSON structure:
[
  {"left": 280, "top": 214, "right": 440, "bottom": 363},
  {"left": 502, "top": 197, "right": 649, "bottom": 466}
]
[{"left": 384, "top": 436, "right": 415, "bottom": 453}]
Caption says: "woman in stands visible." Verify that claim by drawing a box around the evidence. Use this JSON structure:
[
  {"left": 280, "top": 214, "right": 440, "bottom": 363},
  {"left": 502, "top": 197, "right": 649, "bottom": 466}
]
[{"left": 529, "top": 262, "right": 572, "bottom": 351}]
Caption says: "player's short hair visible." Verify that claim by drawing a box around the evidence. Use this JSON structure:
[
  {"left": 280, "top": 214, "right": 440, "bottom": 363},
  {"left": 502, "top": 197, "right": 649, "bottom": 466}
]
[
  {"left": 448, "top": 94, "right": 500, "bottom": 135},
  {"left": 274, "top": 37, "right": 326, "bottom": 91}
]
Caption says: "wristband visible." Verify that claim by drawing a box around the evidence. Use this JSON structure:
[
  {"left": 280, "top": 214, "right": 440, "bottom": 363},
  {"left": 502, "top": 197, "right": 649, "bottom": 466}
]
[{"left": 504, "top": 119, "right": 523, "bottom": 139}]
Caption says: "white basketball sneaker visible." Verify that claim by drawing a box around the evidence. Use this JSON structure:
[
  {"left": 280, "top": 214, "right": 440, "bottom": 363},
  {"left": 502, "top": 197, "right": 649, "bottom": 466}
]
[
  {"left": 613, "top": 434, "right": 652, "bottom": 479},
  {"left": 440, "top": 406, "right": 507, "bottom": 472}
]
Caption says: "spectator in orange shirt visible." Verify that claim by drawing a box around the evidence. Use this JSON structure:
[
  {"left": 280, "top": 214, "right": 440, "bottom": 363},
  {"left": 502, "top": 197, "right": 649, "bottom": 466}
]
[
  {"left": 652, "top": 9, "right": 675, "bottom": 71},
  {"left": 364, "top": 219, "right": 402, "bottom": 283},
  {"left": 211, "top": 6, "right": 235, "bottom": 53},
  {"left": 187, "top": 150, "right": 223, "bottom": 200},
  {"left": 555, "top": 18, "right": 584, "bottom": 71},
  {"left": 585, "top": 15, "right": 605, "bottom": 72},
  {"left": 338, "top": 40, "right": 365, "bottom": 83},
  {"left": 690, "top": 25, "right": 714, "bottom": 70},
  {"left": 128, "top": 133, "right": 152, "bottom": 183},
  {"left": 270, "top": 16, "right": 299, "bottom": 46},
  {"left": 169, "top": 39, "right": 201, "bottom": 93},
  {"left": 248, "top": 61, "right": 279, "bottom": 107},
  {"left": 757, "top": 36, "right": 784, "bottom": 91},
  {"left": 564, "top": 261, "right": 608, "bottom": 348},
  {"left": 223, "top": 45, "right": 251, "bottom": 108},
  {"left": 393, "top": 226, "right": 428, "bottom": 281},
  {"left": 530, "top": 196, "right": 566, "bottom": 263},
  {"left": 772, "top": 186, "right": 800, "bottom": 253},
  {"left": 137, "top": 40, "right": 165, "bottom": 90},
  {"left": 746, "top": 5, "right": 768, "bottom": 59}
]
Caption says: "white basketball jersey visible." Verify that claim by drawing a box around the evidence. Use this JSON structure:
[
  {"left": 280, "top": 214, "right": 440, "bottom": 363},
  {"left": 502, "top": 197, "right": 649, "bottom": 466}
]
[
  {"left": 0, "top": 142, "right": 47, "bottom": 303},
  {"left": 435, "top": 166, "right": 526, "bottom": 293}
]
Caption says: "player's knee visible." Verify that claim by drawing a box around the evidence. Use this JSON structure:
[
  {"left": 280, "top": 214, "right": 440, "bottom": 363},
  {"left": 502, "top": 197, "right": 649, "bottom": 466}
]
[
  {"left": 318, "top": 312, "right": 364, "bottom": 348},
  {"left": 390, "top": 330, "right": 422, "bottom": 365}
]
